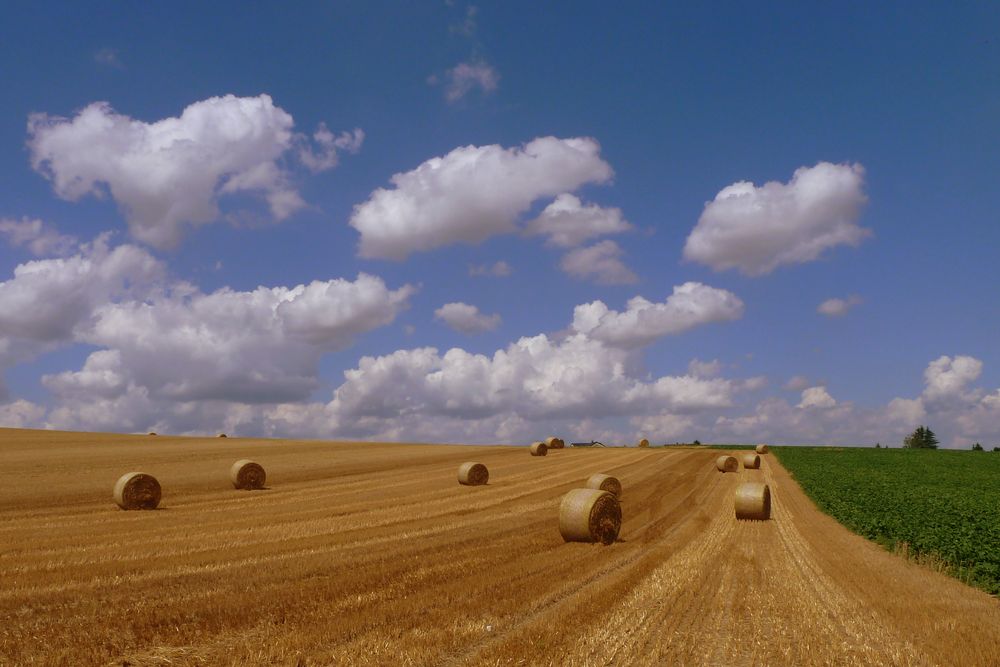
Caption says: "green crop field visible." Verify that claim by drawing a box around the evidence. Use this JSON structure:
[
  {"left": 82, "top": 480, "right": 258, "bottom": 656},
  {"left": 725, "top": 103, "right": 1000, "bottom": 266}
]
[{"left": 775, "top": 447, "right": 1000, "bottom": 595}]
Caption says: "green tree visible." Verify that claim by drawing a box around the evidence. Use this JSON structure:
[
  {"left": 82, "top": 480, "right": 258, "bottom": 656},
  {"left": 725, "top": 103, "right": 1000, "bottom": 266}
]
[
  {"left": 972, "top": 442, "right": 984, "bottom": 451},
  {"left": 904, "top": 425, "right": 939, "bottom": 449}
]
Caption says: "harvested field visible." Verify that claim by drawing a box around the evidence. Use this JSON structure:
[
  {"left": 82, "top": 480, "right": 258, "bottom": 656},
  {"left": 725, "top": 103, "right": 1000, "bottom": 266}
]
[{"left": 1, "top": 428, "right": 999, "bottom": 666}]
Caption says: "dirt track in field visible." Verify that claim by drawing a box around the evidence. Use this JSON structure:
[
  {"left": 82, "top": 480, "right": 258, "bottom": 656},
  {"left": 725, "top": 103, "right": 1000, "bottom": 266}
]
[{"left": 1, "top": 428, "right": 998, "bottom": 666}]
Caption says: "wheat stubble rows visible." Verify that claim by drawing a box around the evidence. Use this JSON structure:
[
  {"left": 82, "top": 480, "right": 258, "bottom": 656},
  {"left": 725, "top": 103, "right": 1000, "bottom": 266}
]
[{"left": 1, "top": 429, "right": 998, "bottom": 666}]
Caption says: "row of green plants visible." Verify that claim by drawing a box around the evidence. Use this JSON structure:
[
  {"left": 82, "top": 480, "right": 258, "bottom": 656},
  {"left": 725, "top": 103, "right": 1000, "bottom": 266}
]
[{"left": 774, "top": 446, "right": 1000, "bottom": 595}]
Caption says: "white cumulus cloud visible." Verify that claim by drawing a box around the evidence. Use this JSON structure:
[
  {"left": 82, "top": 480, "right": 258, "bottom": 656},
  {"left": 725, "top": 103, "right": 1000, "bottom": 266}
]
[
  {"left": 525, "top": 193, "right": 631, "bottom": 248},
  {"left": 51, "top": 274, "right": 415, "bottom": 405},
  {"left": 922, "top": 355, "right": 982, "bottom": 403},
  {"left": 0, "top": 235, "right": 163, "bottom": 343},
  {"left": 349, "top": 137, "right": 613, "bottom": 259},
  {"left": 797, "top": 386, "right": 837, "bottom": 409},
  {"left": 818, "top": 295, "right": 863, "bottom": 317},
  {"left": 683, "top": 162, "right": 870, "bottom": 276},
  {"left": 559, "top": 240, "right": 638, "bottom": 285},
  {"left": 28, "top": 94, "right": 359, "bottom": 248},
  {"left": 571, "top": 282, "right": 745, "bottom": 348},
  {"left": 434, "top": 302, "right": 501, "bottom": 334}
]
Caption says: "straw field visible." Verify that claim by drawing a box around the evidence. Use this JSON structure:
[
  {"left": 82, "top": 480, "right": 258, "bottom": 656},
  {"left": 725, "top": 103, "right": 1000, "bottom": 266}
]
[{"left": 1, "top": 428, "right": 999, "bottom": 666}]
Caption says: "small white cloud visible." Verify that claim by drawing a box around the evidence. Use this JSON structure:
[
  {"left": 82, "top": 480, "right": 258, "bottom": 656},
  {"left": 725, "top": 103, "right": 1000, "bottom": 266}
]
[
  {"left": 440, "top": 61, "right": 499, "bottom": 103},
  {"left": 468, "top": 260, "right": 512, "bottom": 277},
  {"left": 298, "top": 124, "right": 364, "bottom": 173},
  {"left": 818, "top": 295, "right": 863, "bottom": 317},
  {"left": 683, "top": 162, "right": 870, "bottom": 276},
  {"left": 350, "top": 137, "right": 612, "bottom": 259},
  {"left": 94, "top": 48, "right": 123, "bottom": 69},
  {"left": 0, "top": 217, "right": 77, "bottom": 256},
  {"left": 525, "top": 193, "right": 631, "bottom": 248},
  {"left": 688, "top": 358, "right": 723, "bottom": 378},
  {"left": 434, "top": 302, "right": 501, "bottom": 334},
  {"left": 560, "top": 240, "right": 638, "bottom": 285},
  {"left": 798, "top": 386, "right": 837, "bottom": 409},
  {"left": 571, "top": 282, "right": 744, "bottom": 348}
]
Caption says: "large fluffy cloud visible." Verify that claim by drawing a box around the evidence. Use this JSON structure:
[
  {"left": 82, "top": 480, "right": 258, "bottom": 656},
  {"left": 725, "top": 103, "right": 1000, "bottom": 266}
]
[
  {"left": 349, "top": 137, "right": 613, "bottom": 259},
  {"left": 683, "top": 162, "right": 870, "bottom": 275},
  {"left": 0, "top": 235, "right": 163, "bottom": 343},
  {"left": 47, "top": 274, "right": 414, "bottom": 404},
  {"left": 34, "top": 281, "right": 748, "bottom": 440},
  {"left": 322, "top": 334, "right": 738, "bottom": 431},
  {"left": 28, "top": 95, "right": 359, "bottom": 248},
  {"left": 571, "top": 282, "right": 745, "bottom": 348}
]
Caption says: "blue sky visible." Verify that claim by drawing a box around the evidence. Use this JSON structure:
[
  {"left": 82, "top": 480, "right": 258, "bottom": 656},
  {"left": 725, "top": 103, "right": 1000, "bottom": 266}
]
[{"left": 1, "top": 2, "right": 998, "bottom": 446}]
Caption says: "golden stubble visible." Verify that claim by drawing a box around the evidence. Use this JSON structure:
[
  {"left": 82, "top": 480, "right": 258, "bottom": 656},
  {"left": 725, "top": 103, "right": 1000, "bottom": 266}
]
[{"left": 0, "top": 429, "right": 998, "bottom": 666}]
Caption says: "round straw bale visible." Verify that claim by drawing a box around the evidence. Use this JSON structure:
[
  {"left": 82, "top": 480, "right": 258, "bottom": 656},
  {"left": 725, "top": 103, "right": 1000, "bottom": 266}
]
[
  {"left": 230, "top": 459, "right": 266, "bottom": 490},
  {"left": 735, "top": 482, "right": 771, "bottom": 520},
  {"left": 217, "top": 433, "right": 228, "bottom": 438},
  {"left": 559, "top": 488, "right": 622, "bottom": 544},
  {"left": 638, "top": 438, "right": 650, "bottom": 448},
  {"left": 716, "top": 455, "right": 739, "bottom": 472},
  {"left": 113, "top": 472, "right": 161, "bottom": 510},
  {"left": 586, "top": 473, "right": 622, "bottom": 498},
  {"left": 742, "top": 453, "right": 761, "bottom": 469},
  {"left": 530, "top": 441, "right": 548, "bottom": 456},
  {"left": 544, "top": 436, "right": 565, "bottom": 449},
  {"left": 457, "top": 462, "right": 489, "bottom": 486},
  {"left": 755, "top": 443, "right": 769, "bottom": 454}
]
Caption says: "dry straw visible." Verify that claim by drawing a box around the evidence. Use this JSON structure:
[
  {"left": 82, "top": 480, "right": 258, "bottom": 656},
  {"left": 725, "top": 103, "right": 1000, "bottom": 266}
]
[
  {"left": 457, "top": 462, "right": 489, "bottom": 486},
  {"left": 230, "top": 459, "right": 266, "bottom": 490},
  {"left": 735, "top": 482, "right": 771, "bottom": 520},
  {"left": 755, "top": 443, "right": 770, "bottom": 454},
  {"left": 586, "top": 473, "right": 622, "bottom": 498},
  {"left": 113, "top": 472, "right": 161, "bottom": 510},
  {"left": 638, "top": 438, "right": 650, "bottom": 448},
  {"left": 559, "top": 488, "right": 622, "bottom": 544},
  {"left": 742, "top": 453, "right": 761, "bottom": 469},
  {"left": 544, "top": 436, "right": 565, "bottom": 449},
  {"left": 530, "top": 441, "right": 548, "bottom": 456},
  {"left": 716, "top": 455, "right": 739, "bottom": 472}
]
